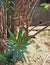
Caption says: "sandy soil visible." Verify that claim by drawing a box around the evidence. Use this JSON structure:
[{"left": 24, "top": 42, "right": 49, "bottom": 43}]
[{"left": 16, "top": 30, "right": 50, "bottom": 65}]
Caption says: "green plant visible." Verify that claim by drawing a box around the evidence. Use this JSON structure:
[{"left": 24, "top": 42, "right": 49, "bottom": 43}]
[
  {"left": 0, "top": 28, "right": 31, "bottom": 65},
  {"left": 40, "top": 2, "right": 50, "bottom": 10}
]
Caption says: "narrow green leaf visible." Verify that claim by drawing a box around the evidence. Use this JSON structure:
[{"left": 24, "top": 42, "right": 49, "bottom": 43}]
[
  {"left": 8, "top": 28, "right": 17, "bottom": 43},
  {"left": 18, "top": 28, "right": 23, "bottom": 40},
  {"left": 11, "top": 1, "right": 14, "bottom": 5},
  {"left": 16, "top": 28, "right": 23, "bottom": 45},
  {"left": 12, "top": 53, "right": 17, "bottom": 63},
  {"left": 22, "top": 35, "right": 31, "bottom": 43},
  {"left": 22, "top": 42, "right": 31, "bottom": 47},
  {"left": 18, "top": 51, "right": 26, "bottom": 62},
  {"left": 20, "top": 46, "right": 27, "bottom": 51}
]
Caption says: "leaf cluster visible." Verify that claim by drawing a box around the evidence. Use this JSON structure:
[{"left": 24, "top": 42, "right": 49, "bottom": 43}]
[
  {"left": 40, "top": 2, "right": 50, "bottom": 10},
  {"left": 0, "top": 28, "right": 31, "bottom": 65}
]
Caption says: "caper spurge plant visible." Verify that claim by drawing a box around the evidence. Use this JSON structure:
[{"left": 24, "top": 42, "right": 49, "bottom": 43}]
[{"left": 0, "top": 28, "right": 31, "bottom": 65}]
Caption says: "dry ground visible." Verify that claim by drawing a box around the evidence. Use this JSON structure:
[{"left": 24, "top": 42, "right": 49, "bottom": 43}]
[{"left": 16, "top": 30, "right": 50, "bottom": 65}]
